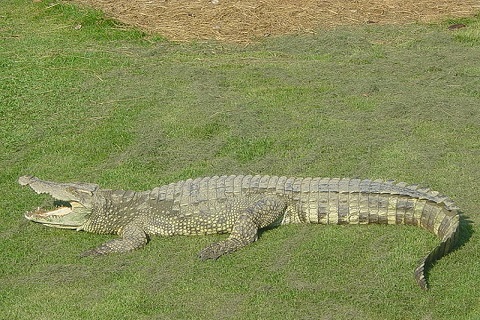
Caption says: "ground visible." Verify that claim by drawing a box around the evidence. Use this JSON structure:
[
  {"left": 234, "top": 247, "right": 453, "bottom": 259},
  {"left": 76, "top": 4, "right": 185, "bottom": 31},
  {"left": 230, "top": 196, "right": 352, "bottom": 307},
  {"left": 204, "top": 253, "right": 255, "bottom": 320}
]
[{"left": 69, "top": 0, "right": 479, "bottom": 42}]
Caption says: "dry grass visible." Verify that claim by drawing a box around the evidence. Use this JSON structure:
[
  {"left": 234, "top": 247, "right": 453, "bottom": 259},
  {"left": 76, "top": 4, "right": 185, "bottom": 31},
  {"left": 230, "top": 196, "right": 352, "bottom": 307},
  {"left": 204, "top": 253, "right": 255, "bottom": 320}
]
[{"left": 69, "top": 0, "right": 480, "bottom": 42}]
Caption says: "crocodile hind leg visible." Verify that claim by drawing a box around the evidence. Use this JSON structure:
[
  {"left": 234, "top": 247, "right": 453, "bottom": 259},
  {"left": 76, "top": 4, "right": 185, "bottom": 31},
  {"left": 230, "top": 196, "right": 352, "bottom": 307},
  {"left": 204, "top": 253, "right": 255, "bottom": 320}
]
[{"left": 198, "top": 196, "right": 287, "bottom": 260}]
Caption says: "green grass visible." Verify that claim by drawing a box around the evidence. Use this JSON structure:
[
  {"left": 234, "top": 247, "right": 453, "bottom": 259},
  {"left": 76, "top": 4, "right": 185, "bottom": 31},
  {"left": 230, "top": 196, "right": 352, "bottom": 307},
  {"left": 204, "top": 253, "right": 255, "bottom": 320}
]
[{"left": 1, "top": 1, "right": 480, "bottom": 319}]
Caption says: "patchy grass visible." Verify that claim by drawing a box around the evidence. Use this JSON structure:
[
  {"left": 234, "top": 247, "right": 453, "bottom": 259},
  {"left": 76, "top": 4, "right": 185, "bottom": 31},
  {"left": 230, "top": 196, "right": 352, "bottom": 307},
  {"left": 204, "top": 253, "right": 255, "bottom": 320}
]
[{"left": 1, "top": 1, "right": 480, "bottom": 319}]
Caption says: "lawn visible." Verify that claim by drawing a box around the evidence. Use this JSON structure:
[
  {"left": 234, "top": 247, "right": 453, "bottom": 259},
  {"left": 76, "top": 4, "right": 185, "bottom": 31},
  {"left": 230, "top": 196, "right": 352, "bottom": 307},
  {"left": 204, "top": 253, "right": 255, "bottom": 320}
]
[{"left": 1, "top": 1, "right": 480, "bottom": 319}]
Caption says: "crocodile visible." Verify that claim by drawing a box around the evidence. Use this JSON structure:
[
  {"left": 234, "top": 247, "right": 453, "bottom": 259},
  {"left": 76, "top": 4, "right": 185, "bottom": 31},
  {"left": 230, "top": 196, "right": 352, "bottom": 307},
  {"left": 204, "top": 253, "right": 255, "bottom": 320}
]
[{"left": 19, "top": 175, "right": 460, "bottom": 290}]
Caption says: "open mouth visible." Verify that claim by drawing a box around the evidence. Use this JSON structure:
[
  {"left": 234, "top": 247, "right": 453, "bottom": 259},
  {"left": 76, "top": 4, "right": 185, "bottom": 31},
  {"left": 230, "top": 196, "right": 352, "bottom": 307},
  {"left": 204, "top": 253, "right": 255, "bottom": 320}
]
[
  {"left": 25, "top": 201, "right": 89, "bottom": 229},
  {"left": 26, "top": 205, "right": 73, "bottom": 219}
]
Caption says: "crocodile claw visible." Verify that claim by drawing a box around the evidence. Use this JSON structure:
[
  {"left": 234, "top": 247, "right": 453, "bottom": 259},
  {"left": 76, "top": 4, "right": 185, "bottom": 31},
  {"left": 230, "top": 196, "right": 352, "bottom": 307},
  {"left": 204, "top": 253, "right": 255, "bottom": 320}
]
[
  {"left": 198, "top": 242, "right": 226, "bottom": 260},
  {"left": 79, "top": 248, "right": 102, "bottom": 258}
]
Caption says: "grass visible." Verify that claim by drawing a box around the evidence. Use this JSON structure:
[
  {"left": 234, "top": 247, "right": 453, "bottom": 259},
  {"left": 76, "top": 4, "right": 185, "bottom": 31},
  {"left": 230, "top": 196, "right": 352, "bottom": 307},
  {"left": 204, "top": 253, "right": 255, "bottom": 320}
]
[{"left": 1, "top": 1, "right": 480, "bottom": 319}]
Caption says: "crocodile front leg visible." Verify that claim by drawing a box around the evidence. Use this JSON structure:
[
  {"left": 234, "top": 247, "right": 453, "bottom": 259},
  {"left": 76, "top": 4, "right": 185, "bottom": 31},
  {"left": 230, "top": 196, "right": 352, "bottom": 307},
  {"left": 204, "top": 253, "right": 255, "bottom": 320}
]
[
  {"left": 198, "top": 196, "right": 287, "bottom": 260},
  {"left": 80, "top": 221, "right": 148, "bottom": 257}
]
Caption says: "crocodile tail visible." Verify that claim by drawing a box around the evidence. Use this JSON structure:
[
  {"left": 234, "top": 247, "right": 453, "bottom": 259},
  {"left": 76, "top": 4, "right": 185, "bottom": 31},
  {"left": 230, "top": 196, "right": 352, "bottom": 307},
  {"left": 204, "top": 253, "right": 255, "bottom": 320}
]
[{"left": 414, "top": 207, "right": 460, "bottom": 290}]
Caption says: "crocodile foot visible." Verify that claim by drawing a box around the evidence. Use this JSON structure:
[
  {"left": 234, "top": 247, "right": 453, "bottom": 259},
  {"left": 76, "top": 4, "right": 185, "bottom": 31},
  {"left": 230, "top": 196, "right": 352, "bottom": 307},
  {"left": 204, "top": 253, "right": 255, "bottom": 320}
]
[
  {"left": 79, "top": 247, "right": 105, "bottom": 257},
  {"left": 198, "top": 239, "right": 242, "bottom": 260}
]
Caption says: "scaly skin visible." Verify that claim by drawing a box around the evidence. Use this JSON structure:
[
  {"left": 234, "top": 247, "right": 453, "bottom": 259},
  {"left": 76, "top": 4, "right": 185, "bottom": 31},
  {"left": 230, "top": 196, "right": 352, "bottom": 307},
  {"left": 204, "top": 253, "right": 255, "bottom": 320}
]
[{"left": 19, "top": 175, "right": 460, "bottom": 290}]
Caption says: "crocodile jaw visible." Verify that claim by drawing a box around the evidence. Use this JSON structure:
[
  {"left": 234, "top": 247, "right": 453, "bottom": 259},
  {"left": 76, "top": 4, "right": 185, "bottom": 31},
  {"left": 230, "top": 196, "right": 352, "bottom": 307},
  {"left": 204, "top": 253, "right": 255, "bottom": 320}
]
[{"left": 24, "top": 201, "right": 90, "bottom": 229}]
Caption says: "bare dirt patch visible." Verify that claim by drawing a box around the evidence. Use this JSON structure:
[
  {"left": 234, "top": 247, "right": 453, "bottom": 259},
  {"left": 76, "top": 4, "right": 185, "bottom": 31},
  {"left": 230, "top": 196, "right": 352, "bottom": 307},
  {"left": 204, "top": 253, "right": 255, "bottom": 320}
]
[{"left": 70, "top": 0, "right": 479, "bottom": 42}]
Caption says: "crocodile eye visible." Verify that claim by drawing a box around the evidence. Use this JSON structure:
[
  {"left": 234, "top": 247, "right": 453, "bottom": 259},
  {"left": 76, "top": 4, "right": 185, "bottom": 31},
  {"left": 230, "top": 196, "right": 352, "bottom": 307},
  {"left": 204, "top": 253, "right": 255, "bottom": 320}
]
[{"left": 66, "top": 187, "right": 93, "bottom": 197}]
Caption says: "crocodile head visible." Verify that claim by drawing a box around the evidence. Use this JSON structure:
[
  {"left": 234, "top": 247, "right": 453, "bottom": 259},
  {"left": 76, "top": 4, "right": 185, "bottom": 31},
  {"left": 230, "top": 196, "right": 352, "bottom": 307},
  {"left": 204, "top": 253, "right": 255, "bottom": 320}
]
[{"left": 19, "top": 176, "right": 99, "bottom": 230}]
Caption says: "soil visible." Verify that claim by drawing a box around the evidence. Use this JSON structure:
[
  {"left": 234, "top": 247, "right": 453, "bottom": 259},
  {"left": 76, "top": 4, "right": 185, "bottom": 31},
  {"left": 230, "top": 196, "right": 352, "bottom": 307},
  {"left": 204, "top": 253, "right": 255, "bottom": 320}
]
[{"left": 70, "top": 0, "right": 479, "bottom": 42}]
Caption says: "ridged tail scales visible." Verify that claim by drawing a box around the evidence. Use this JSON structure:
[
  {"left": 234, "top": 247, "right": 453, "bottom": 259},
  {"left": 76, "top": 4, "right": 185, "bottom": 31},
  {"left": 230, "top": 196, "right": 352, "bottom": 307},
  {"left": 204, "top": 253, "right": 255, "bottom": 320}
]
[
  {"left": 414, "top": 209, "right": 459, "bottom": 290},
  {"left": 276, "top": 177, "right": 461, "bottom": 290}
]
